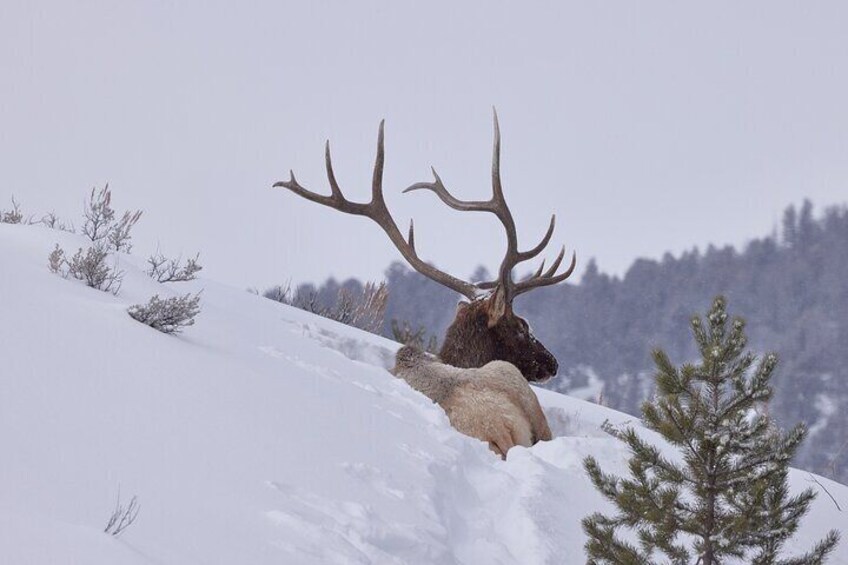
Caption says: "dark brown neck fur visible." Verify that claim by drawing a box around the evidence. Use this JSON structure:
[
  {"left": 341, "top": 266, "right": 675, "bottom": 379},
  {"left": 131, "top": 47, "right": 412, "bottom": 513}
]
[
  {"left": 439, "top": 301, "right": 495, "bottom": 369},
  {"left": 438, "top": 298, "right": 559, "bottom": 382}
]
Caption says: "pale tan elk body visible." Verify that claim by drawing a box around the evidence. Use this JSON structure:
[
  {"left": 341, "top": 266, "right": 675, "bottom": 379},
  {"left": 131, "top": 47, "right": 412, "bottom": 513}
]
[
  {"left": 392, "top": 346, "right": 552, "bottom": 458},
  {"left": 275, "top": 110, "right": 577, "bottom": 455}
]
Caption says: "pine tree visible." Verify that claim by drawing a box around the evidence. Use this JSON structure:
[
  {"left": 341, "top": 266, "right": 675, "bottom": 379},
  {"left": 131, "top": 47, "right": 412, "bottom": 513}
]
[{"left": 582, "top": 296, "right": 840, "bottom": 564}]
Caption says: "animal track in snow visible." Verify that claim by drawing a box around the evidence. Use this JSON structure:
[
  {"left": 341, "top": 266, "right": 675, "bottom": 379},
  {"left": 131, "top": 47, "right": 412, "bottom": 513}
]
[
  {"left": 265, "top": 481, "right": 447, "bottom": 564},
  {"left": 342, "top": 462, "right": 406, "bottom": 500},
  {"left": 257, "top": 345, "right": 342, "bottom": 381},
  {"left": 292, "top": 323, "right": 396, "bottom": 370}
]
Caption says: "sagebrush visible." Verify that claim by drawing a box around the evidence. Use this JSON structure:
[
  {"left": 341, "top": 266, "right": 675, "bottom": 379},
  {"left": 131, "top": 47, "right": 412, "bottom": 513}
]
[
  {"left": 0, "top": 196, "right": 23, "bottom": 224},
  {"left": 46, "top": 185, "right": 141, "bottom": 295},
  {"left": 146, "top": 252, "right": 202, "bottom": 282},
  {"left": 128, "top": 293, "right": 201, "bottom": 334},
  {"left": 82, "top": 185, "right": 142, "bottom": 252},
  {"left": 48, "top": 243, "right": 124, "bottom": 295}
]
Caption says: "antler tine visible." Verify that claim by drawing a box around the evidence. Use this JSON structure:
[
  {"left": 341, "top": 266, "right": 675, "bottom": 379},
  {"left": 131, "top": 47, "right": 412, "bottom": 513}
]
[
  {"left": 532, "top": 259, "right": 546, "bottom": 279},
  {"left": 274, "top": 139, "right": 369, "bottom": 216},
  {"left": 404, "top": 167, "right": 495, "bottom": 212},
  {"left": 543, "top": 246, "right": 566, "bottom": 278},
  {"left": 517, "top": 215, "right": 556, "bottom": 262},
  {"left": 402, "top": 110, "right": 511, "bottom": 218},
  {"left": 488, "top": 109, "right": 522, "bottom": 304},
  {"left": 372, "top": 120, "right": 386, "bottom": 204},
  {"left": 491, "top": 106, "right": 505, "bottom": 204},
  {"left": 324, "top": 140, "right": 344, "bottom": 200},
  {"left": 514, "top": 250, "right": 577, "bottom": 296},
  {"left": 273, "top": 169, "right": 350, "bottom": 211}
]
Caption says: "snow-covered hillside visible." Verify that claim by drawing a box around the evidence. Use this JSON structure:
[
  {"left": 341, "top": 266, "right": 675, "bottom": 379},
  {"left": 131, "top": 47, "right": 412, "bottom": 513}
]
[{"left": 1, "top": 223, "right": 845, "bottom": 564}]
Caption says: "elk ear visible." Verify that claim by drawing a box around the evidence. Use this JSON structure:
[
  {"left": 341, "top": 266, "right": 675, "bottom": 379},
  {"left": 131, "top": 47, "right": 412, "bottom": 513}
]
[{"left": 486, "top": 287, "right": 508, "bottom": 328}]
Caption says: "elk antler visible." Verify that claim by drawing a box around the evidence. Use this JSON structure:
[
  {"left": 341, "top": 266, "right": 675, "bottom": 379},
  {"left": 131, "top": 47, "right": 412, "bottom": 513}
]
[
  {"left": 404, "top": 108, "right": 576, "bottom": 303},
  {"left": 273, "top": 121, "right": 482, "bottom": 301}
]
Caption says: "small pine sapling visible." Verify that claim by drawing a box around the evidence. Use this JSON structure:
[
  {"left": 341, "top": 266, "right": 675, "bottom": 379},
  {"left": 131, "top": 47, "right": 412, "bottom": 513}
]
[{"left": 582, "top": 296, "right": 840, "bottom": 565}]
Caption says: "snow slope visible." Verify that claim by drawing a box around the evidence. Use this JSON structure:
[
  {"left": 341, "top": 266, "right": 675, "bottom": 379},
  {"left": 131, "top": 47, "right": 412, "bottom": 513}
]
[{"left": 1, "top": 223, "right": 845, "bottom": 564}]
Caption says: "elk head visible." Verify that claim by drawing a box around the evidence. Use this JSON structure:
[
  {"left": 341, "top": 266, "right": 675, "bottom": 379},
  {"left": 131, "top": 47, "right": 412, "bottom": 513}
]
[{"left": 274, "top": 110, "right": 576, "bottom": 382}]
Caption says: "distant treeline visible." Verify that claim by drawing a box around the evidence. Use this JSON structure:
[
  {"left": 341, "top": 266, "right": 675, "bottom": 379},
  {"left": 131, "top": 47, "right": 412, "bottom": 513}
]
[{"left": 273, "top": 201, "right": 848, "bottom": 483}]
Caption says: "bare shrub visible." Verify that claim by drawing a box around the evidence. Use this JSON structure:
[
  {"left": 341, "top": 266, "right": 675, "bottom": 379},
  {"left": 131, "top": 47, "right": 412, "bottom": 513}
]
[
  {"left": 0, "top": 196, "right": 23, "bottom": 224},
  {"left": 263, "top": 282, "right": 294, "bottom": 303},
  {"left": 104, "top": 492, "right": 139, "bottom": 536},
  {"left": 82, "top": 186, "right": 114, "bottom": 241},
  {"left": 82, "top": 185, "right": 142, "bottom": 252},
  {"left": 263, "top": 282, "right": 323, "bottom": 314},
  {"left": 3, "top": 197, "right": 73, "bottom": 231},
  {"left": 109, "top": 210, "right": 143, "bottom": 252},
  {"left": 391, "top": 319, "right": 439, "bottom": 353},
  {"left": 48, "top": 244, "right": 65, "bottom": 274},
  {"left": 264, "top": 281, "right": 388, "bottom": 334},
  {"left": 128, "top": 293, "right": 201, "bottom": 334},
  {"left": 351, "top": 282, "right": 388, "bottom": 333},
  {"left": 48, "top": 243, "right": 123, "bottom": 295},
  {"left": 333, "top": 288, "right": 359, "bottom": 325},
  {"left": 40, "top": 211, "right": 74, "bottom": 232},
  {"left": 46, "top": 185, "right": 145, "bottom": 295},
  {"left": 290, "top": 289, "right": 325, "bottom": 315},
  {"left": 41, "top": 211, "right": 60, "bottom": 229},
  {"left": 146, "top": 252, "right": 202, "bottom": 282}
]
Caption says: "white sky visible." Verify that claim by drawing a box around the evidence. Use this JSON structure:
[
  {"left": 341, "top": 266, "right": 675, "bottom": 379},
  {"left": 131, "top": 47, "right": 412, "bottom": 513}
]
[{"left": 2, "top": 1, "right": 847, "bottom": 289}]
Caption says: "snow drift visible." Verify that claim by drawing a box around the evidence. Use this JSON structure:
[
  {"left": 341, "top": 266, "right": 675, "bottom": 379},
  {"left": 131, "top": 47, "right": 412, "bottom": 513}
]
[{"left": 0, "top": 223, "right": 844, "bottom": 564}]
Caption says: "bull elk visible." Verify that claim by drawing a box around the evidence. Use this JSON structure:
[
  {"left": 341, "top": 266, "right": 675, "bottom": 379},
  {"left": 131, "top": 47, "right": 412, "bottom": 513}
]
[{"left": 274, "top": 110, "right": 576, "bottom": 382}]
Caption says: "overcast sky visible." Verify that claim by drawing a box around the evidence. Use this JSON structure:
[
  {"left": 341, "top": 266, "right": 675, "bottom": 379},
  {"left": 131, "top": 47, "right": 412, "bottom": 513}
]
[{"left": 2, "top": 2, "right": 846, "bottom": 290}]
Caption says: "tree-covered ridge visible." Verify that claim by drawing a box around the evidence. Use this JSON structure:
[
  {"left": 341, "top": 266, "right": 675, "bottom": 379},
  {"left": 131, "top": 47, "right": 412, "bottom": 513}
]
[
  {"left": 522, "top": 201, "right": 848, "bottom": 485},
  {"left": 278, "top": 202, "right": 848, "bottom": 484}
]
